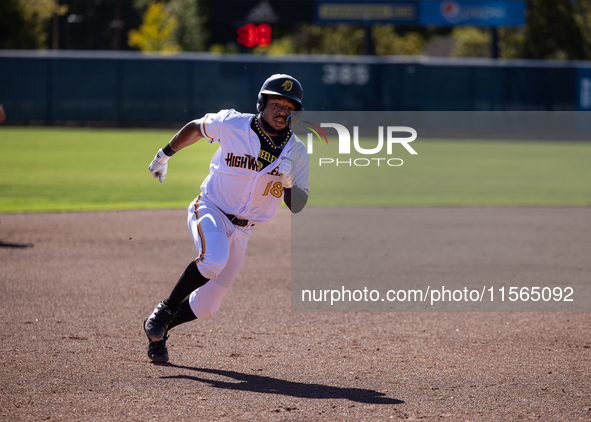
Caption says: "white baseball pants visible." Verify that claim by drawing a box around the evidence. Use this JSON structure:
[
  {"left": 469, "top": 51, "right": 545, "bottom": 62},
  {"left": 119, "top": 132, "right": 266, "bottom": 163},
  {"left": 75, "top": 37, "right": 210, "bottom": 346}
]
[{"left": 186, "top": 196, "right": 251, "bottom": 319}]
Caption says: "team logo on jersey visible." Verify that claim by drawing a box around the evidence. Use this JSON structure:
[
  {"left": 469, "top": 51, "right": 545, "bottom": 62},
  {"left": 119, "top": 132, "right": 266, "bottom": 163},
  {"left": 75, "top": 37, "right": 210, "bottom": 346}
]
[
  {"left": 258, "top": 149, "right": 279, "bottom": 170},
  {"left": 268, "top": 166, "right": 281, "bottom": 176},
  {"left": 225, "top": 153, "right": 259, "bottom": 171},
  {"left": 281, "top": 80, "right": 293, "bottom": 91}
]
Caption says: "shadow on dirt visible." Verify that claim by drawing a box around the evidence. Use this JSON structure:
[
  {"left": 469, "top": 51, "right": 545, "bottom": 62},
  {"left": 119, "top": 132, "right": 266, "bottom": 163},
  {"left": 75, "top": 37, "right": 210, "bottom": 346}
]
[
  {"left": 0, "top": 241, "right": 33, "bottom": 248},
  {"left": 162, "top": 365, "right": 404, "bottom": 405}
]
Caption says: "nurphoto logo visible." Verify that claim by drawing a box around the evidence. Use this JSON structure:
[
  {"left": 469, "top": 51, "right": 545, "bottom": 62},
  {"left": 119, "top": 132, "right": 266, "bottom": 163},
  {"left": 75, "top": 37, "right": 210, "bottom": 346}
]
[{"left": 302, "top": 122, "right": 418, "bottom": 167}]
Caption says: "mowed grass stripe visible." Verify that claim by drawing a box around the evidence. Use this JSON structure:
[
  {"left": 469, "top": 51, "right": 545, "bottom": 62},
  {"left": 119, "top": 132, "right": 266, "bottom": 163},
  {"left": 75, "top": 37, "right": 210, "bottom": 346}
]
[
  {"left": 0, "top": 127, "right": 214, "bottom": 212},
  {"left": 1, "top": 127, "right": 590, "bottom": 212},
  {"left": 308, "top": 138, "right": 591, "bottom": 206}
]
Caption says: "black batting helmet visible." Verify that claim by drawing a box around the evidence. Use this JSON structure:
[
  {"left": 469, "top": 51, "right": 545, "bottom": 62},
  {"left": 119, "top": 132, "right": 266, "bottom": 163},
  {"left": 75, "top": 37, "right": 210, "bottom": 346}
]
[{"left": 256, "top": 74, "right": 304, "bottom": 112}]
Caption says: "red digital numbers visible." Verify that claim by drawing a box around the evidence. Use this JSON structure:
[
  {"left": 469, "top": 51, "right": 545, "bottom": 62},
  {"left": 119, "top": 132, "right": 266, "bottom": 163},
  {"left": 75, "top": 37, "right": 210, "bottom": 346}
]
[{"left": 237, "top": 23, "right": 272, "bottom": 47}]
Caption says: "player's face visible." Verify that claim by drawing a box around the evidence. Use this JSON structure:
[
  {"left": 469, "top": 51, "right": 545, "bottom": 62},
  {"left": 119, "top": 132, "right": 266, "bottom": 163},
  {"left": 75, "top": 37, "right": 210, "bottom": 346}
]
[{"left": 261, "top": 95, "right": 298, "bottom": 132}]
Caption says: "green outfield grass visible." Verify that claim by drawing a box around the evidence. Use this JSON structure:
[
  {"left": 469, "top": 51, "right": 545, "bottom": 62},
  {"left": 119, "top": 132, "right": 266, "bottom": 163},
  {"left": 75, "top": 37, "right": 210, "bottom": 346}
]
[
  {"left": 0, "top": 127, "right": 215, "bottom": 213},
  {"left": 1, "top": 127, "right": 590, "bottom": 213},
  {"left": 308, "top": 136, "right": 591, "bottom": 207}
]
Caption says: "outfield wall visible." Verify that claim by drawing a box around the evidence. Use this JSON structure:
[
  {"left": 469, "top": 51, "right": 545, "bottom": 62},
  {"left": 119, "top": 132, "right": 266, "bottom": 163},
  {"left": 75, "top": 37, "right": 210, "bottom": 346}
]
[{"left": 0, "top": 51, "right": 587, "bottom": 127}]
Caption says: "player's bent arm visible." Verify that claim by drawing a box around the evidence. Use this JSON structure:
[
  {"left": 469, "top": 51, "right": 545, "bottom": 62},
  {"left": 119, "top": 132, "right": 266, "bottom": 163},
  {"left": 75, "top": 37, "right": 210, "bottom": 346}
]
[
  {"left": 166, "top": 117, "right": 206, "bottom": 153},
  {"left": 283, "top": 186, "right": 308, "bottom": 213}
]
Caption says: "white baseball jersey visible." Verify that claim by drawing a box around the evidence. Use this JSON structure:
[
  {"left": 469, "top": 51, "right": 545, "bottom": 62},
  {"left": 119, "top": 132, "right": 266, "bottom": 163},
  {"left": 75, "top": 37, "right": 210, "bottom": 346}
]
[
  {"left": 199, "top": 109, "right": 310, "bottom": 225},
  {"left": 186, "top": 109, "right": 309, "bottom": 318}
]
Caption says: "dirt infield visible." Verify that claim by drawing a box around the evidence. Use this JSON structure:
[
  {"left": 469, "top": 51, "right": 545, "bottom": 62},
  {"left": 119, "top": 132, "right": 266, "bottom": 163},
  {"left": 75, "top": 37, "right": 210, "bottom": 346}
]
[{"left": 1, "top": 208, "right": 590, "bottom": 421}]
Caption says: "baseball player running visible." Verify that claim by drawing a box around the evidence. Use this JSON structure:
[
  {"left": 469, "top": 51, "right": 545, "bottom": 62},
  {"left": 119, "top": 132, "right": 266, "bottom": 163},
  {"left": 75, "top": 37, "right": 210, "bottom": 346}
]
[{"left": 143, "top": 74, "right": 310, "bottom": 363}]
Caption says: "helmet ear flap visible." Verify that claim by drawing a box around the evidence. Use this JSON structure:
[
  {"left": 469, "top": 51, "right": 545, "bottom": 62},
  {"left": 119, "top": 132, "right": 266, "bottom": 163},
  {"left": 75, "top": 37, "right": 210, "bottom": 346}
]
[{"left": 256, "top": 94, "right": 266, "bottom": 112}]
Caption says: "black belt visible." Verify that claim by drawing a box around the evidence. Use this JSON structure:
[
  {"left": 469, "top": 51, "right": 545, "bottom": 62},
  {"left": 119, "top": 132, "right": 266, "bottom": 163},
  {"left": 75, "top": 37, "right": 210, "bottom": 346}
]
[{"left": 222, "top": 211, "right": 253, "bottom": 227}]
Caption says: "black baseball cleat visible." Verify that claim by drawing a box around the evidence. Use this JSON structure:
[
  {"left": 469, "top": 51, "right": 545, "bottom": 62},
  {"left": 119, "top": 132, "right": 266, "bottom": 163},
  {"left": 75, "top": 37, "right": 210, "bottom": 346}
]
[
  {"left": 147, "top": 334, "right": 169, "bottom": 363},
  {"left": 144, "top": 301, "right": 176, "bottom": 342}
]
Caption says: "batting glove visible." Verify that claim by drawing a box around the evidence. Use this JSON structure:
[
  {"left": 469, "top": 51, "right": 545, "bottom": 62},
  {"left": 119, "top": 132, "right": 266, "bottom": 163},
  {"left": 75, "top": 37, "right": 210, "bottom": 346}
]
[
  {"left": 148, "top": 148, "right": 170, "bottom": 183},
  {"left": 279, "top": 157, "right": 295, "bottom": 188}
]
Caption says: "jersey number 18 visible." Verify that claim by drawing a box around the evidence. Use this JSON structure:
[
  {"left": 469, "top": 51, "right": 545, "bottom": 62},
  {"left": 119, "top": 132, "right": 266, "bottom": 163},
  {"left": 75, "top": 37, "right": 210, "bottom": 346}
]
[{"left": 263, "top": 181, "right": 284, "bottom": 198}]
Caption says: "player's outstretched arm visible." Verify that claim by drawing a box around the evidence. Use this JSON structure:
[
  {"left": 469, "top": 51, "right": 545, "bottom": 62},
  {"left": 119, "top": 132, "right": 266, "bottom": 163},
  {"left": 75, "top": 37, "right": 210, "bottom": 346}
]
[{"left": 148, "top": 117, "right": 206, "bottom": 183}]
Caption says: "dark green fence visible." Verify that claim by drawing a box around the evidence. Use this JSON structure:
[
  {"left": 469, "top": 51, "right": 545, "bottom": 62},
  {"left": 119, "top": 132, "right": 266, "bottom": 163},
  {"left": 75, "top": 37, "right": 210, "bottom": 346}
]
[{"left": 0, "top": 51, "right": 582, "bottom": 126}]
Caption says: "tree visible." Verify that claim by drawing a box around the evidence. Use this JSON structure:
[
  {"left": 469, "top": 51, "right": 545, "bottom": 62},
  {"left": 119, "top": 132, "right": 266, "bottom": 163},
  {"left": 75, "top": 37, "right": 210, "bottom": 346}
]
[
  {"left": 451, "top": 27, "right": 491, "bottom": 58},
  {"left": 168, "top": 0, "right": 207, "bottom": 51},
  {"left": 372, "top": 25, "right": 425, "bottom": 56},
  {"left": 128, "top": 2, "right": 180, "bottom": 52},
  {"left": 521, "top": 0, "right": 591, "bottom": 60},
  {"left": 252, "top": 24, "right": 425, "bottom": 56},
  {"left": 130, "top": 0, "right": 207, "bottom": 52},
  {"left": 450, "top": 0, "right": 591, "bottom": 60},
  {"left": 301, "top": 25, "right": 366, "bottom": 55},
  {"left": 0, "top": 0, "right": 66, "bottom": 49}
]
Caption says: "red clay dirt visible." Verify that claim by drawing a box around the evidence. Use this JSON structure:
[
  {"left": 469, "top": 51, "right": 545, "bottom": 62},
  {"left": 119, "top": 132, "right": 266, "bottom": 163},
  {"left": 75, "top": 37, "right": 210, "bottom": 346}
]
[{"left": 0, "top": 208, "right": 590, "bottom": 421}]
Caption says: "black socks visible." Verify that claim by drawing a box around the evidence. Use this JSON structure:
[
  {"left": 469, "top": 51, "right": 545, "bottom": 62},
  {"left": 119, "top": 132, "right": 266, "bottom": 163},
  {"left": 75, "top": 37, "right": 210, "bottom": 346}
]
[
  {"left": 167, "top": 295, "right": 197, "bottom": 331},
  {"left": 163, "top": 260, "right": 209, "bottom": 313}
]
